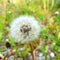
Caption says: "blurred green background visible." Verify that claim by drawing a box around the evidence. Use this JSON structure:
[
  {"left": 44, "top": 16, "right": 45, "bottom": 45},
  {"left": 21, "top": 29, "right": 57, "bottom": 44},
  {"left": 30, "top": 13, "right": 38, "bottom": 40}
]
[{"left": 0, "top": 0, "right": 60, "bottom": 60}]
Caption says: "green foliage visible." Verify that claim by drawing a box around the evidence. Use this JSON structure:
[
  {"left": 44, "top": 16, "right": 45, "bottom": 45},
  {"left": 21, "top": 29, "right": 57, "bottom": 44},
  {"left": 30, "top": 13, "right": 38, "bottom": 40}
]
[
  {"left": 40, "top": 14, "right": 45, "bottom": 22},
  {"left": 8, "top": 36, "right": 15, "bottom": 47},
  {"left": 42, "top": 44, "right": 46, "bottom": 53},
  {"left": 55, "top": 14, "right": 60, "bottom": 24},
  {"left": 6, "top": 10, "right": 13, "bottom": 24},
  {"left": 0, "top": 32, "right": 3, "bottom": 41},
  {"left": 20, "top": 48, "right": 30, "bottom": 56},
  {"left": 58, "top": 32, "right": 60, "bottom": 39}
]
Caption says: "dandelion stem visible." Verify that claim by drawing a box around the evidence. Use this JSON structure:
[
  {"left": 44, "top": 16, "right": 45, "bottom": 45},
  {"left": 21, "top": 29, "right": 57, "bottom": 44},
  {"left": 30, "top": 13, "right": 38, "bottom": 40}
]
[
  {"left": 43, "top": 0, "right": 46, "bottom": 12},
  {"left": 51, "top": 0, "right": 54, "bottom": 8},
  {"left": 29, "top": 43, "right": 35, "bottom": 60}
]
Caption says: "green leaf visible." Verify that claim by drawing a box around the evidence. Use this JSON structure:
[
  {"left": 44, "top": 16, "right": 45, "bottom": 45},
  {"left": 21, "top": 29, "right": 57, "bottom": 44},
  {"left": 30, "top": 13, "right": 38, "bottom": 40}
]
[
  {"left": 21, "top": 48, "right": 30, "bottom": 56},
  {"left": 0, "top": 16, "right": 4, "bottom": 21},
  {"left": 54, "top": 14, "right": 60, "bottom": 24},
  {"left": 40, "top": 14, "right": 44, "bottom": 22},
  {"left": 42, "top": 44, "right": 46, "bottom": 53},
  {"left": 0, "top": 32, "right": 3, "bottom": 41},
  {"left": 52, "top": 45, "right": 58, "bottom": 51},
  {"left": 0, "top": 23, "right": 5, "bottom": 30},
  {"left": 8, "top": 36, "right": 15, "bottom": 47},
  {"left": 6, "top": 10, "right": 12, "bottom": 24},
  {"left": 58, "top": 32, "right": 60, "bottom": 39}
]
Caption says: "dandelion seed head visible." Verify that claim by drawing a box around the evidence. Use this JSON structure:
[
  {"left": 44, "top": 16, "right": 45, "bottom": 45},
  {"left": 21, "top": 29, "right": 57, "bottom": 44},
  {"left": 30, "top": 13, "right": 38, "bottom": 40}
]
[{"left": 10, "top": 15, "right": 40, "bottom": 43}]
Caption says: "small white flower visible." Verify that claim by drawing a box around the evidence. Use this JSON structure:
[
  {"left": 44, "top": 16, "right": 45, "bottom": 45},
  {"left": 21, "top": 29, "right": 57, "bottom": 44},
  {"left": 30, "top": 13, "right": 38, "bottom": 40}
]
[
  {"left": 54, "top": 11, "right": 59, "bottom": 15},
  {"left": 10, "top": 15, "right": 40, "bottom": 43},
  {"left": 50, "top": 52, "right": 55, "bottom": 58}
]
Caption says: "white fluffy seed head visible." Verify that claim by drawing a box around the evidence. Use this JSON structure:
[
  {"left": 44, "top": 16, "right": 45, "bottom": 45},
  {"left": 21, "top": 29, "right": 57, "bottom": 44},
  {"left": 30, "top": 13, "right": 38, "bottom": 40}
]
[{"left": 10, "top": 15, "right": 40, "bottom": 44}]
